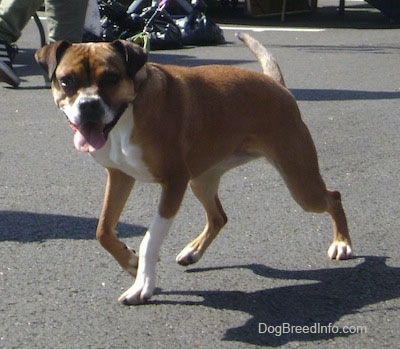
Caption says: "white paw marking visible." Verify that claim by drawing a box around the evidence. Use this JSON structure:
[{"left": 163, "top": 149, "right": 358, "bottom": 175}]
[
  {"left": 119, "top": 214, "right": 174, "bottom": 305},
  {"left": 118, "top": 269, "right": 155, "bottom": 305},
  {"left": 176, "top": 246, "right": 202, "bottom": 266},
  {"left": 328, "top": 241, "right": 353, "bottom": 260}
]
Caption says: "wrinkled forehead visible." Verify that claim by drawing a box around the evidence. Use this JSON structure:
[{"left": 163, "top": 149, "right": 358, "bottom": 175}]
[{"left": 56, "top": 43, "right": 126, "bottom": 79}]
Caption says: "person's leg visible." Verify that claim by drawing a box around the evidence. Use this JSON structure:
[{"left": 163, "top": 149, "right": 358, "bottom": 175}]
[
  {"left": 0, "top": 0, "right": 43, "bottom": 43},
  {"left": 0, "top": 0, "right": 43, "bottom": 87},
  {"left": 44, "top": 0, "right": 88, "bottom": 43}
]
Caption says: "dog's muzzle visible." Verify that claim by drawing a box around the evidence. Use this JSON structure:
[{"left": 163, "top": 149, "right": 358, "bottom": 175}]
[{"left": 64, "top": 95, "right": 127, "bottom": 154}]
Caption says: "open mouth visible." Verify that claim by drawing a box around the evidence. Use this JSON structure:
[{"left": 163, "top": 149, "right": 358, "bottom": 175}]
[
  {"left": 67, "top": 105, "right": 126, "bottom": 153},
  {"left": 69, "top": 121, "right": 106, "bottom": 153}
]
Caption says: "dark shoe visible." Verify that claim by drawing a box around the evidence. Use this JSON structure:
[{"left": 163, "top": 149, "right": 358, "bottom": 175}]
[{"left": 0, "top": 40, "right": 21, "bottom": 87}]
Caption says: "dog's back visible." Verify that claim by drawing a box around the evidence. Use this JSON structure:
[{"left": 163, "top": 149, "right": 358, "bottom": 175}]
[{"left": 237, "top": 32, "right": 285, "bottom": 86}]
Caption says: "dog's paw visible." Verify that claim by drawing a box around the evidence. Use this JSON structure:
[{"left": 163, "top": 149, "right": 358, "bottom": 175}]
[
  {"left": 124, "top": 249, "right": 139, "bottom": 277},
  {"left": 176, "top": 246, "right": 203, "bottom": 266},
  {"left": 327, "top": 241, "right": 353, "bottom": 260},
  {"left": 118, "top": 273, "right": 155, "bottom": 305}
]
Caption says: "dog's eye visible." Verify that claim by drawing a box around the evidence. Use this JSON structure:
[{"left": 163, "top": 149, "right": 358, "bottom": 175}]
[{"left": 59, "top": 76, "right": 77, "bottom": 91}]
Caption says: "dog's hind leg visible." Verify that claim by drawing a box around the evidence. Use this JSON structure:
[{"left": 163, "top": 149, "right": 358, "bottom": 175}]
[
  {"left": 176, "top": 169, "right": 228, "bottom": 266},
  {"left": 283, "top": 172, "right": 352, "bottom": 260},
  {"left": 96, "top": 168, "right": 138, "bottom": 276},
  {"left": 265, "top": 122, "right": 352, "bottom": 260},
  {"left": 325, "top": 190, "right": 352, "bottom": 260}
]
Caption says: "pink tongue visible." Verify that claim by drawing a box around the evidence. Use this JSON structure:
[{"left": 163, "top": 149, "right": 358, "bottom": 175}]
[{"left": 73, "top": 123, "right": 106, "bottom": 153}]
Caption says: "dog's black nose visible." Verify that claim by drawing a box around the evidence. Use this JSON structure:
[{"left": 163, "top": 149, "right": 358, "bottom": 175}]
[
  {"left": 79, "top": 99, "right": 101, "bottom": 115},
  {"left": 78, "top": 98, "right": 103, "bottom": 122}
]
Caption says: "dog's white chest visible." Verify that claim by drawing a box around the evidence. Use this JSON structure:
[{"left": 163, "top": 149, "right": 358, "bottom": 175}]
[{"left": 92, "top": 105, "right": 155, "bottom": 182}]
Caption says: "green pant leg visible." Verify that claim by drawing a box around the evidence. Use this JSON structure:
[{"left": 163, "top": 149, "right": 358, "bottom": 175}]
[
  {"left": 0, "top": 0, "right": 43, "bottom": 43},
  {"left": 44, "top": 0, "right": 88, "bottom": 43}
]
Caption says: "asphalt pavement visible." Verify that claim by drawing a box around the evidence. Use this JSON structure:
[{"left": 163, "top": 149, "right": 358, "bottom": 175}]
[{"left": 1, "top": 1, "right": 399, "bottom": 348}]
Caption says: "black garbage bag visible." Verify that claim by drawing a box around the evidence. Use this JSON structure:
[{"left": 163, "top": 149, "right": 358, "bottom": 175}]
[
  {"left": 139, "top": 6, "right": 183, "bottom": 50},
  {"left": 98, "top": 0, "right": 145, "bottom": 41},
  {"left": 176, "top": 10, "right": 225, "bottom": 46},
  {"left": 89, "top": 0, "right": 223, "bottom": 49},
  {"left": 97, "top": 1, "right": 182, "bottom": 50}
]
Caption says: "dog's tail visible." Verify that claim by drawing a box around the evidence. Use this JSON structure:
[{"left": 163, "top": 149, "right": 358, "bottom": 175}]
[{"left": 236, "top": 32, "right": 285, "bottom": 87}]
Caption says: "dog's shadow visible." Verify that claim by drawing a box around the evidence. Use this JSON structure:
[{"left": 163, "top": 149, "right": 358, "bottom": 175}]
[
  {"left": 0, "top": 210, "right": 145, "bottom": 242},
  {"left": 155, "top": 256, "right": 399, "bottom": 346}
]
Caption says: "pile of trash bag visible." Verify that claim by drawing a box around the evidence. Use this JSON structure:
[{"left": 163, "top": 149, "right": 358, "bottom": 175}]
[{"left": 87, "top": 0, "right": 225, "bottom": 50}]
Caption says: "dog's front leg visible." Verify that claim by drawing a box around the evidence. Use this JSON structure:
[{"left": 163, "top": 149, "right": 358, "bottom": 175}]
[
  {"left": 96, "top": 168, "right": 138, "bottom": 276},
  {"left": 119, "top": 179, "right": 188, "bottom": 305}
]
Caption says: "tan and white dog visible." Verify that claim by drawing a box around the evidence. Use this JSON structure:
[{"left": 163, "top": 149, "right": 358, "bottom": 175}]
[{"left": 35, "top": 34, "right": 352, "bottom": 305}]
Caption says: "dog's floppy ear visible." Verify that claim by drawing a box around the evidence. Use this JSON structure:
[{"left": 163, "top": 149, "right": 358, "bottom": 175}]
[
  {"left": 111, "top": 40, "right": 148, "bottom": 79},
  {"left": 35, "top": 40, "right": 72, "bottom": 80}
]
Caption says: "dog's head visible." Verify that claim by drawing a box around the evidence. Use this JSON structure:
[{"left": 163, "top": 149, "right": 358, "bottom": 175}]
[{"left": 35, "top": 40, "right": 148, "bottom": 153}]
